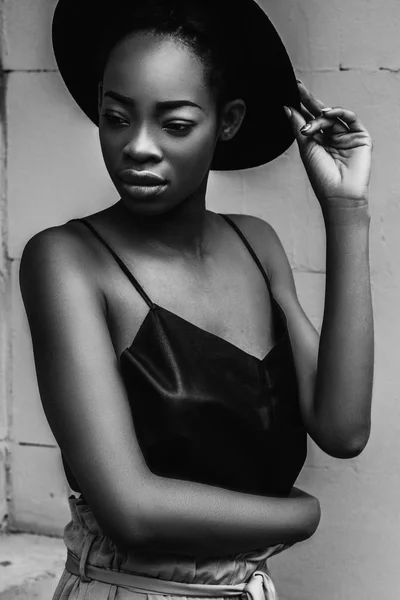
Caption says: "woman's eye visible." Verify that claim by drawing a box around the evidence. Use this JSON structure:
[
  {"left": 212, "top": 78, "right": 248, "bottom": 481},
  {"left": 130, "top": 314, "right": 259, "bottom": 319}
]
[
  {"left": 102, "top": 113, "right": 128, "bottom": 126},
  {"left": 164, "top": 122, "right": 194, "bottom": 134}
]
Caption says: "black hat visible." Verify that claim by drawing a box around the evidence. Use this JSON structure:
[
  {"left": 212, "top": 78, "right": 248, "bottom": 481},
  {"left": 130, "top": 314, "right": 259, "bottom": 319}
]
[{"left": 52, "top": 0, "right": 300, "bottom": 171}]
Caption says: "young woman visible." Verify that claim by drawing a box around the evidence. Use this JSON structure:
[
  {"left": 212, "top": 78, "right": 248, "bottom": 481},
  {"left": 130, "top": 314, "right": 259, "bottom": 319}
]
[{"left": 19, "top": 0, "right": 374, "bottom": 598}]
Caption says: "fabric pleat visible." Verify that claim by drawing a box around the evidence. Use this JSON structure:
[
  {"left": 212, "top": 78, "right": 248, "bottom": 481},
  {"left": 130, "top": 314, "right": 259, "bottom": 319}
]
[{"left": 52, "top": 495, "right": 286, "bottom": 600}]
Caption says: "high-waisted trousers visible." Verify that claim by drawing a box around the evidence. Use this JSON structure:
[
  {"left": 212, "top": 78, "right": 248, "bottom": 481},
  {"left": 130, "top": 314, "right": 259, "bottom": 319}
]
[{"left": 52, "top": 494, "right": 286, "bottom": 600}]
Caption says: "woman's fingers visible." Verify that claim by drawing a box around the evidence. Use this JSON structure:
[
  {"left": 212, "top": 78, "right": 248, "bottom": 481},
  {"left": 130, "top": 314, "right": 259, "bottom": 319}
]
[
  {"left": 285, "top": 106, "right": 325, "bottom": 148},
  {"left": 299, "top": 102, "right": 316, "bottom": 122},
  {"left": 297, "top": 80, "right": 326, "bottom": 117},
  {"left": 298, "top": 103, "right": 326, "bottom": 144},
  {"left": 284, "top": 105, "right": 307, "bottom": 132},
  {"left": 320, "top": 107, "right": 366, "bottom": 133},
  {"left": 296, "top": 78, "right": 370, "bottom": 138},
  {"left": 300, "top": 108, "right": 368, "bottom": 139},
  {"left": 300, "top": 115, "right": 346, "bottom": 137}
]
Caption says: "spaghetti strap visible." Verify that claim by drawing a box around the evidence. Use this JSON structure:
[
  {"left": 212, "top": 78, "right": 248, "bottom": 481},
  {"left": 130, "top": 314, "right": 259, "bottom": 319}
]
[
  {"left": 220, "top": 214, "right": 273, "bottom": 295},
  {"left": 68, "top": 218, "right": 155, "bottom": 309}
]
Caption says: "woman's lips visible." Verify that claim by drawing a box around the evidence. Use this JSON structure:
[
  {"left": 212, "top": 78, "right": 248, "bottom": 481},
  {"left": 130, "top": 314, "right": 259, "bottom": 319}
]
[
  {"left": 118, "top": 169, "right": 168, "bottom": 186},
  {"left": 117, "top": 170, "right": 169, "bottom": 200}
]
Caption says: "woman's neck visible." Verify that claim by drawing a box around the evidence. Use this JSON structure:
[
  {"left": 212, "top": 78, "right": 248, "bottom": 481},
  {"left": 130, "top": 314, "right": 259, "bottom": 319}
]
[{"left": 112, "top": 178, "right": 215, "bottom": 261}]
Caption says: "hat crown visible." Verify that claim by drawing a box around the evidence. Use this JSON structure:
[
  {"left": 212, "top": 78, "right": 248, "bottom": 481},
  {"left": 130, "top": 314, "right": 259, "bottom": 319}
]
[{"left": 52, "top": 0, "right": 300, "bottom": 170}]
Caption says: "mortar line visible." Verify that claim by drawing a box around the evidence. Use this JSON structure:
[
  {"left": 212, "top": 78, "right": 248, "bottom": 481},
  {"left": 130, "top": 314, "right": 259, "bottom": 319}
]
[
  {"left": 0, "top": 69, "right": 58, "bottom": 73},
  {"left": 0, "top": 0, "right": 12, "bottom": 535},
  {"left": 0, "top": 66, "right": 398, "bottom": 74},
  {"left": 18, "top": 442, "right": 58, "bottom": 448}
]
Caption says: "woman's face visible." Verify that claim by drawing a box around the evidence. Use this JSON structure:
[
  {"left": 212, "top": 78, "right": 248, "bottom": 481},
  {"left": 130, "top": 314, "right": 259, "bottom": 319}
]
[{"left": 99, "top": 32, "right": 222, "bottom": 216}]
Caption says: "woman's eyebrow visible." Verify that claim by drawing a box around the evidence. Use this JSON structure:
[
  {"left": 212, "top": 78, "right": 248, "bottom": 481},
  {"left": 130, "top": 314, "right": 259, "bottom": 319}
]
[{"left": 103, "top": 90, "right": 205, "bottom": 112}]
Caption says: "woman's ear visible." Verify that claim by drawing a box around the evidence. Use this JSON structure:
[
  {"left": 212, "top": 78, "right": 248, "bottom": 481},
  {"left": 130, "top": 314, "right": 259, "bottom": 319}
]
[
  {"left": 218, "top": 99, "right": 247, "bottom": 142},
  {"left": 97, "top": 81, "right": 103, "bottom": 118}
]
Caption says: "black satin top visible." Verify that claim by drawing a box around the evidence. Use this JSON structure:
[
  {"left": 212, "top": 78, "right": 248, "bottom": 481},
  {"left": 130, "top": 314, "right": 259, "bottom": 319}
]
[{"left": 62, "top": 214, "right": 307, "bottom": 497}]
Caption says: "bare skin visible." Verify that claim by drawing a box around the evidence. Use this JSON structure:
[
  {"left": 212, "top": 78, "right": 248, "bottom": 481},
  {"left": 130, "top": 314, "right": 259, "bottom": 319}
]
[
  {"left": 19, "top": 31, "right": 373, "bottom": 557},
  {"left": 20, "top": 207, "right": 320, "bottom": 557}
]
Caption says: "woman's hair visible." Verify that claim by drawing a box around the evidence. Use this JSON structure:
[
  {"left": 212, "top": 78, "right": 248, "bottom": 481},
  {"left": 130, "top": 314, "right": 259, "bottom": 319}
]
[{"left": 95, "top": 0, "right": 245, "bottom": 118}]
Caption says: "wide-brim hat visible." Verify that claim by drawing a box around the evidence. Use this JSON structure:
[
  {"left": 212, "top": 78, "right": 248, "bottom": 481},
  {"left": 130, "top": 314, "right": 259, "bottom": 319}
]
[{"left": 52, "top": 0, "right": 300, "bottom": 171}]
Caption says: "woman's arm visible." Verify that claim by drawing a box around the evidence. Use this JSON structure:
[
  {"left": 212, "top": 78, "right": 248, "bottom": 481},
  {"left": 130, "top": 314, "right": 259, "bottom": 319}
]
[
  {"left": 240, "top": 213, "right": 372, "bottom": 459},
  {"left": 312, "top": 206, "right": 372, "bottom": 456},
  {"left": 19, "top": 227, "right": 320, "bottom": 557},
  {"left": 286, "top": 84, "right": 373, "bottom": 458},
  {"left": 240, "top": 84, "right": 373, "bottom": 460}
]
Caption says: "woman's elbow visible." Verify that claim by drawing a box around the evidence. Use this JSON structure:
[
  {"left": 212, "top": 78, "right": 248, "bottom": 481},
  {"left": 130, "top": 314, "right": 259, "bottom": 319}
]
[
  {"left": 103, "top": 505, "right": 158, "bottom": 551},
  {"left": 323, "top": 427, "right": 371, "bottom": 459},
  {"left": 90, "top": 484, "right": 161, "bottom": 551}
]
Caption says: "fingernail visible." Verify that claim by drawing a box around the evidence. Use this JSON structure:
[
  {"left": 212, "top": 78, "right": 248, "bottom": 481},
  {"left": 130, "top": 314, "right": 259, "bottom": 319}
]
[
  {"left": 283, "top": 106, "right": 292, "bottom": 118},
  {"left": 296, "top": 78, "right": 304, "bottom": 85},
  {"left": 321, "top": 107, "right": 333, "bottom": 113},
  {"left": 300, "top": 123, "right": 311, "bottom": 132}
]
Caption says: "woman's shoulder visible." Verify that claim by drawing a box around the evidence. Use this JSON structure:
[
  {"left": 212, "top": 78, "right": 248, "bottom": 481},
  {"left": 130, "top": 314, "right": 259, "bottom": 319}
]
[
  {"left": 222, "top": 212, "right": 287, "bottom": 270},
  {"left": 19, "top": 220, "right": 106, "bottom": 320},
  {"left": 223, "top": 212, "right": 278, "bottom": 238},
  {"left": 21, "top": 217, "right": 96, "bottom": 263},
  {"left": 21, "top": 217, "right": 105, "bottom": 281},
  {"left": 221, "top": 212, "right": 296, "bottom": 299}
]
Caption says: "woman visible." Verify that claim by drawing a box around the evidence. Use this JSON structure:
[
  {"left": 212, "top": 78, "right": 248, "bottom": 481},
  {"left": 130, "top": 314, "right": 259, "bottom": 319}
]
[{"left": 19, "top": 0, "right": 374, "bottom": 598}]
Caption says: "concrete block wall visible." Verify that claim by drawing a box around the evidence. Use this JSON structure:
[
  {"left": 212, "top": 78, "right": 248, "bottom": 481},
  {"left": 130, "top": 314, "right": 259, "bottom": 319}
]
[{"left": 1, "top": 0, "right": 399, "bottom": 598}]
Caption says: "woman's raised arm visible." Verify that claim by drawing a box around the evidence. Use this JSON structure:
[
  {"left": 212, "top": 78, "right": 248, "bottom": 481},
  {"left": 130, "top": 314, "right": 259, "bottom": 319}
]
[{"left": 19, "top": 226, "right": 320, "bottom": 557}]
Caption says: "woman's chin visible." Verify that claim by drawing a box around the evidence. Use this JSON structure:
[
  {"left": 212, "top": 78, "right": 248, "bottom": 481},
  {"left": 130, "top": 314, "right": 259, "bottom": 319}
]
[{"left": 118, "top": 191, "right": 182, "bottom": 218}]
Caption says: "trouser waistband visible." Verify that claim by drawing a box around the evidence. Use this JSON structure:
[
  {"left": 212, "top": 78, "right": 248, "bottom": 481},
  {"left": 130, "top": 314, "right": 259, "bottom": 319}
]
[{"left": 65, "top": 538, "right": 278, "bottom": 600}]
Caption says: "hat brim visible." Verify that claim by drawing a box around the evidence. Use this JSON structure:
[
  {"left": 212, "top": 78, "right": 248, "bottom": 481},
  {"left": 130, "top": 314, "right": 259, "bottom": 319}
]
[{"left": 52, "top": 0, "right": 300, "bottom": 171}]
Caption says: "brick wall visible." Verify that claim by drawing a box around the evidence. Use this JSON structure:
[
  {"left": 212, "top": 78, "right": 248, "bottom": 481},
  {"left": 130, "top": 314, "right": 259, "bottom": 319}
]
[{"left": 1, "top": 1, "right": 399, "bottom": 598}]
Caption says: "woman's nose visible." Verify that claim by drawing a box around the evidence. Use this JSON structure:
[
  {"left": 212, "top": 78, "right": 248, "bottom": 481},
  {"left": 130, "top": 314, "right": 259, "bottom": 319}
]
[{"left": 122, "top": 125, "right": 162, "bottom": 163}]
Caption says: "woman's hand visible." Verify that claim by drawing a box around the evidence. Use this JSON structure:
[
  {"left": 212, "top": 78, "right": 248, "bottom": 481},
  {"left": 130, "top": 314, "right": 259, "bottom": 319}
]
[{"left": 284, "top": 80, "right": 373, "bottom": 213}]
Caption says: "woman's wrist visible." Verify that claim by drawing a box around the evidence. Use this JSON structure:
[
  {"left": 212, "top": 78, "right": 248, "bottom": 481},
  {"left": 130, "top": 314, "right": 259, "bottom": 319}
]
[{"left": 321, "top": 199, "right": 371, "bottom": 228}]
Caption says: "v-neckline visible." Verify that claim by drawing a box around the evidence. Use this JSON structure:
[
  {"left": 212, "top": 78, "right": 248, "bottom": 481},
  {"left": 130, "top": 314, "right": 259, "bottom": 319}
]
[
  {"left": 70, "top": 215, "right": 290, "bottom": 364},
  {"left": 121, "top": 300, "right": 289, "bottom": 365}
]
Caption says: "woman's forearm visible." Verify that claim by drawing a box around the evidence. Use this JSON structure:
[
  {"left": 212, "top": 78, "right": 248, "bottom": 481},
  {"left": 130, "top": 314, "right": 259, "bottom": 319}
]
[
  {"left": 311, "top": 204, "right": 374, "bottom": 457},
  {"left": 122, "top": 475, "right": 320, "bottom": 557}
]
